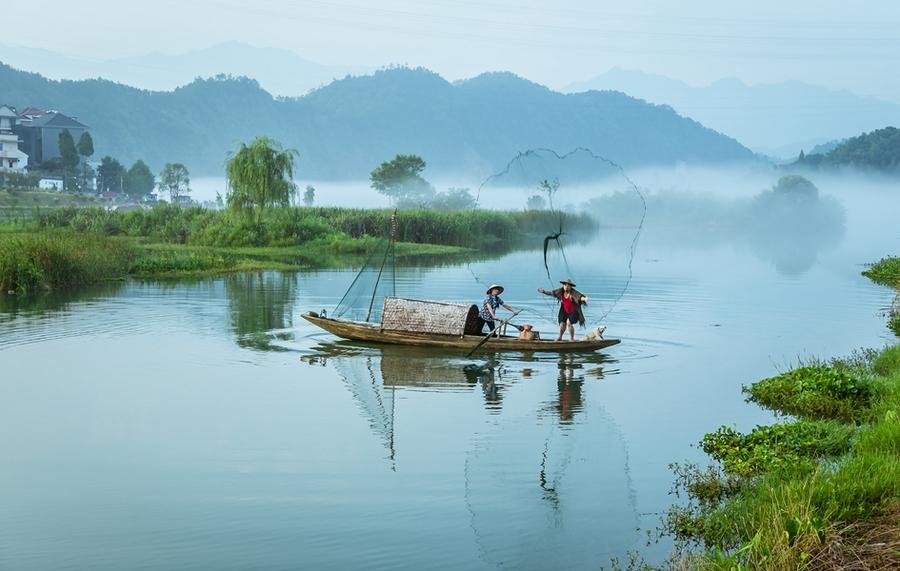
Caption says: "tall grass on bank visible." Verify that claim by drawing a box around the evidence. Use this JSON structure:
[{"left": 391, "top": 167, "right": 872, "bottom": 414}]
[
  {"left": 663, "top": 343, "right": 900, "bottom": 571},
  {"left": 33, "top": 205, "right": 597, "bottom": 249},
  {"left": 0, "top": 232, "right": 135, "bottom": 294}
]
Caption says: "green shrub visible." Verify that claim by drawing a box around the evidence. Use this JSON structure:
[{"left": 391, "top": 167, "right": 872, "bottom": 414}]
[
  {"left": 701, "top": 421, "right": 855, "bottom": 477},
  {"left": 863, "top": 256, "right": 900, "bottom": 288},
  {"left": 744, "top": 366, "right": 874, "bottom": 421}
]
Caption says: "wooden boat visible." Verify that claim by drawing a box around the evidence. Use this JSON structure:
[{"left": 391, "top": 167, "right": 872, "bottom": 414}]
[
  {"left": 303, "top": 211, "right": 619, "bottom": 354},
  {"left": 303, "top": 297, "right": 620, "bottom": 353}
]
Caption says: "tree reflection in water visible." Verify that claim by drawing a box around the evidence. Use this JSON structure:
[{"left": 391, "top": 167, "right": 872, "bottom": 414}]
[{"left": 225, "top": 271, "right": 298, "bottom": 351}]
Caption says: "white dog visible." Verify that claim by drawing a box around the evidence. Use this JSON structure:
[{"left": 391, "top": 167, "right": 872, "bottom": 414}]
[{"left": 584, "top": 326, "right": 606, "bottom": 341}]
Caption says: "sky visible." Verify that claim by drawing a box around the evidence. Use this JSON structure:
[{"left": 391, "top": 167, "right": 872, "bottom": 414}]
[{"left": 6, "top": 0, "right": 900, "bottom": 98}]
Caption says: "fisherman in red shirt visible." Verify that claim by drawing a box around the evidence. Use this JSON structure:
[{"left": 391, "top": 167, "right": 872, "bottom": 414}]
[{"left": 538, "top": 278, "right": 589, "bottom": 341}]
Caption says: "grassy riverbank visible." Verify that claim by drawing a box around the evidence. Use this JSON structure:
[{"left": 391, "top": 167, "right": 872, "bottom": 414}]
[
  {"left": 1, "top": 205, "right": 594, "bottom": 293},
  {"left": 864, "top": 257, "right": 900, "bottom": 335},
  {"left": 653, "top": 262, "right": 900, "bottom": 570}
]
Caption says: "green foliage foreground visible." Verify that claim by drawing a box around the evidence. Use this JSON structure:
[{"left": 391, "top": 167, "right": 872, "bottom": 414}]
[{"left": 663, "top": 350, "right": 900, "bottom": 569}]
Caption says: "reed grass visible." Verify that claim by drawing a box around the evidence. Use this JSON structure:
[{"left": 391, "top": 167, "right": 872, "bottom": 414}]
[
  {"left": 0, "top": 231, "right": 135, "bottom": 294},
  {"left": 33, "top": 205, "right": 596, "bottom": 249}
]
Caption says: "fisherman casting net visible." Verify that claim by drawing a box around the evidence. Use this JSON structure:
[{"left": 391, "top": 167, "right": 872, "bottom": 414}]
[{"left": 471, "top": 147, "right": 647, "bottom": 328}]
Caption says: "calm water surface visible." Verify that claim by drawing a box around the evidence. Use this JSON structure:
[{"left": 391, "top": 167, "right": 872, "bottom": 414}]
[{"left": 1, "top": 185, "right": 898, "bottom": 570}]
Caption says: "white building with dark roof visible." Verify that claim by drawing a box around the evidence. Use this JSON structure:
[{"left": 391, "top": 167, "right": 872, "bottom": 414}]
[
  {"left": 15, "top": 108, "right": 89, "bottom": 166},
  {"left": 0, "top": 105, "right": 29, "bottom": 171}
]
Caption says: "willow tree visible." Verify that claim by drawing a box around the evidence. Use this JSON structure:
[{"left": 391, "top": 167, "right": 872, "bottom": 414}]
[{"left": 226, "top": 137, "right": 298, "bottom": 218}]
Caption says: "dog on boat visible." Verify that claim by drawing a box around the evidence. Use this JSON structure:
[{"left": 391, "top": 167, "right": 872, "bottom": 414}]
[
  {"left": 518, "top": 324, "right": 540, "bottom": 340},
  {"left": 584, "top": 326, "right": 606, "bottom": 340}
]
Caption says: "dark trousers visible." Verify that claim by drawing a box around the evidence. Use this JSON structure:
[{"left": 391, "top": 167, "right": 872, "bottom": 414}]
[{"left": 476, "top": 317, "right": 496, "bottom": 333}]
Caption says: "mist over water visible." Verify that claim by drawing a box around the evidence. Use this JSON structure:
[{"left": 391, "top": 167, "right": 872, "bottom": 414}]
[{"left": 1, "top": 167, "right": 898, "bottom": 569}]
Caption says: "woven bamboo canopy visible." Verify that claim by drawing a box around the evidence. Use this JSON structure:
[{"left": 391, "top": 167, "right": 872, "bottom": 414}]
[{"left": 381, "top": 297, "right": 480, "bottom": 336}]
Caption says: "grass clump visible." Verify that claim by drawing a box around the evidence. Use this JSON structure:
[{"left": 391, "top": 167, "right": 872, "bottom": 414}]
[
  {"left": 744, "top": 365, "right": 874, "bottom": 421},
  {"left": 701, "top": 421, "right": 855, "bottom": 478},
  {"left": 863, "top": 256, "right": 900, "bottom": 288},
  {"left": 0, "top": 232, "right": 135, "bottom": 294}
]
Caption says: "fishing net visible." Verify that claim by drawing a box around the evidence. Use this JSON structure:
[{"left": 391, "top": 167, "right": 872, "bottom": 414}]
[
  {"left": 472, "top": 147, "right": 647, "bottom": 327},
  {"left": 332, "top": 213, "right": 397, "bottom": 323}
]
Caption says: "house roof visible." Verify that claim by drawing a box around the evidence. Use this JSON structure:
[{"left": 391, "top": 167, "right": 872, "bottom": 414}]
[
  {"left": 18, "top": 106, "right": 46, "bottom": 118},
  {"left": 26, "top": 112, "right": 88, "bottom": 130},
  {"left": 0, "top": 104, "right": 17, "bottom": 118}
]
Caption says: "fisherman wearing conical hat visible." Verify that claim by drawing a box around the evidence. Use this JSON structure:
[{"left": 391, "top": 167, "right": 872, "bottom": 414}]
[
  {"left": 538, "top": 278, "right": 588, "bottom": 341},
  {"left": 478, "top": 284, "right": 515, "bottom": 334}
]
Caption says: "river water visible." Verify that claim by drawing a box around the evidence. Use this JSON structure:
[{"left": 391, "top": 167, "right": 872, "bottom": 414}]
[{"left": 1, "top": 180, "right": 898, "bottom": 570}]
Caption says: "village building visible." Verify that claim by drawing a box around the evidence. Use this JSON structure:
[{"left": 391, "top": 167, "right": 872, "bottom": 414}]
[
  {"left": 0, "top": 104, "right": 29, "bottom": 171},
  {"left": 15, "top": 108, "right": 89, "bottom": 166}
]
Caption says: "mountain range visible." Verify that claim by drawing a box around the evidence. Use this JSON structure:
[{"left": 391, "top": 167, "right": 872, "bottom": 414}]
[
  {"left": 566, "top": 68, "right": 900, "bottom": 159},
  {"left": 0, "top": 41, "right": 367, "bottom": 97},
  {"left": 0, "top": 63, "right": 756, "bottom": 178}
]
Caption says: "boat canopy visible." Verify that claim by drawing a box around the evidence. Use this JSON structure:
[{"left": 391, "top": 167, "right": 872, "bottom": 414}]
[{"left": 381, "top": 297, "right": 481, "bottom": 337}]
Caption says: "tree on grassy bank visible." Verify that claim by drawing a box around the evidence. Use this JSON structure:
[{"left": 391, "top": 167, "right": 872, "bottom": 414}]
[
  {"left": 159, "top": 163, "right": 191, "bottom": 203},
  {"left": 126, "top": 160, "right": 155, "bottom": 199},
  {"left": 370, "top": 154, "right": 434, "bottom": 206},
  {"left": 58, "top": 129, "right": 80, "bottom": 191},
  {"left": 97, "top": 156, "right": 126, "bottom": 193},
  {"left": 225, "top": 137, "right": 297, "bottom": 216}
]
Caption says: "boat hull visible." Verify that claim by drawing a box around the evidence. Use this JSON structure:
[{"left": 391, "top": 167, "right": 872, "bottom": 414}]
[{"left": 302, "top": 314, "right": 621, "bottom": 352}]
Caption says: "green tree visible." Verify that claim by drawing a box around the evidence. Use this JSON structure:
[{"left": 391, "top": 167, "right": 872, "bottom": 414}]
[
  {"left": 538, "top": 178, "right": 560, "bottom": 210},
  {"left": 126, "top": 160, "right": 155, "bottom": 199},
  {"left": 77, "top": 132, "right": 94, "bottom": 189},
  {"left": 77, "top": 132, "right": 94, "bottom": 158},
  {"left": 58, "top": 129, "right": 80, "bottom": 190},
  {"left": 303, "top": 185, "right": 316, "bottom": 206},
  {"left": 370, "top": 154, "right": 434, "bottom": 205},
  {"left": 97, "top": 156, "right": 126, "bottom": 193},
  {"left": 225, "top": 137, "right": 297, "bottom": 214},
  {"left": 159, "top": 163, "right": 191, "bottom": 203},
  {"left": 526, "top": 194, "right": 547, "bottom": 210},
  {"left": 431, "top": 187, "right": 475, "bottom": 210}
]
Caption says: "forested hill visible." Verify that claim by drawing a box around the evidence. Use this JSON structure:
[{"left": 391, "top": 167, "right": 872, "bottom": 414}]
[
  {"left": 794, "top": 126, "right": 900, "bottom": 172},
  {"left": 0, "top": 63, "right": 757, "bottom": 177}
]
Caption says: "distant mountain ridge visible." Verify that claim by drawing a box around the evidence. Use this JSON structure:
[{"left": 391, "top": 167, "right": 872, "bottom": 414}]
[
  {"left": 793, "top": 127, "right": 900, "bottom": 172},
  {"left": 0, "top": 41, "right": 367, "bottom": 97},
  {"left": 566, "top": 68, "right": 900, "bottom": 159},
  {"left": 0, "top": 63, "right": 756, "bottom": 178}
]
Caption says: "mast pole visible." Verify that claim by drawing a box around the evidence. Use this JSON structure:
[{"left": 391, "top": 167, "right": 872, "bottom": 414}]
[{"left": 365, "top": 210, "right": 398, "bottom": 322}]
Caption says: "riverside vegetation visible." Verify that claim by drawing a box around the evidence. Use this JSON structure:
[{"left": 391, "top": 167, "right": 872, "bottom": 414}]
[
  {"left": 0, "top": 204, "right": 595, "bottom": 294},
  {"left": 630, "top": 257, "right": 900, "bottom": 571}
]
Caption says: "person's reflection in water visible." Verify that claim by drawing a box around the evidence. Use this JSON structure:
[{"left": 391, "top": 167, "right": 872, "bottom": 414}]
[
  {"left": 463, "top": 360, "right": 504, "bottom": 413},
  {"left": 555, "top": 354, "right": 586, "bottom": 424}
]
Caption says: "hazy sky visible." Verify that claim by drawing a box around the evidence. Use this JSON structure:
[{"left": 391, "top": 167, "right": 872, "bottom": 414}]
[{"left": 7, "top": 0, "right": 900, "bottom": 97}]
